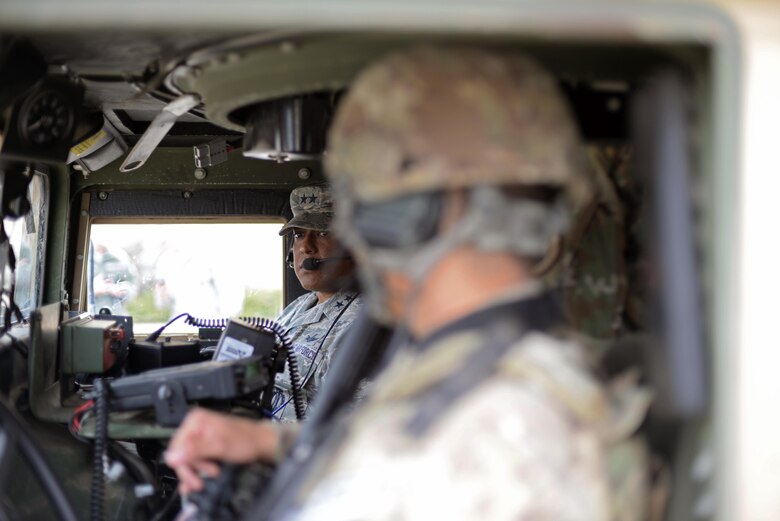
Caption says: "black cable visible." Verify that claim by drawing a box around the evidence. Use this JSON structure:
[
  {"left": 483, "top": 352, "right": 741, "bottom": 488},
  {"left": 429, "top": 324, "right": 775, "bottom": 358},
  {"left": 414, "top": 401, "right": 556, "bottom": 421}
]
[
  {"left": 272, "top": 295, "right": 357, "bottom": 418},
  {"left": 183, "top": 314, "right": 309, "bottom": 419},
  {"left": 144, "top": 312, "right": 190, "bottom": 342},
  {"left": 106, "top": 441, "right": 156, "bottom": 492},
  {"left": 184, "top": 315, "right": 278, "bottom": 329},
  {"left": 69, "top": 406, "right": 160, "bottom": 519},
  {"left": 0, "top": 400, "right": 79, "bottom": 521},
  {"left": 285, "top": 345, "right": 306, "bottom": 420},
  {"left": 67, "top": 411, "right": 91, "bottom": 444},
  {"left": 104, "top": 441, "right": 162, "bottom": 521},
  {"left": 252, "top": 318, "right": 304, "bottom": 421},
  {"left": 148, "top": 313, "right": 277, "bottom": 341},
  {"left": 91, "top": 379, "right": 108, "bottom": 521},
  {"left": 300, "top": 296, "right": 356, "bottom": 388},
  {"left": 246, "top": 312, "right": 394, "bottom": 521},
  {"left": 147, "top": 490, "right": 180, "bottom": 521}
]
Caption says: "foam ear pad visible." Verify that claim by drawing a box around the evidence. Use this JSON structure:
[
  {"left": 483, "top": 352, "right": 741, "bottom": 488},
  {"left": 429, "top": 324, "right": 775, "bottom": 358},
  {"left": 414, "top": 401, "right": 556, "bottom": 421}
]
[
  {"left": 286, "top": 245, "right": 294, "bottom": 269},
  {"left": 353, "top": 192, "right": 443, "bottom": 249}
]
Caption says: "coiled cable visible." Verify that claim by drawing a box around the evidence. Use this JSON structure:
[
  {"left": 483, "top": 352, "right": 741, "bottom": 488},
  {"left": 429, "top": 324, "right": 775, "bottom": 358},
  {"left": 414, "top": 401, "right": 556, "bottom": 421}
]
[
  {"left": 185, "top": 315, "right": 305, "bottom": 420},
  {"left": 183, "top": 316, "right": 275, "bottom": 329},
  {"left": 91, "top": 379, "right": 108, "bottom": 521},
  {"left": 144, "top": 313, "right": 306, "bottom": 420},
  {"left": 248, "top": 318, "right": 305, "bottom": 421},
  {"left": 269, "top": 295, "right": 356, "bottom": 419}
]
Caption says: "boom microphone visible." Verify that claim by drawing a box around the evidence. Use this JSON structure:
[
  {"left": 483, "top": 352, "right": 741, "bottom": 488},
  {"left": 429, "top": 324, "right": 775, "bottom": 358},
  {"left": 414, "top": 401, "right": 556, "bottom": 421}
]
[{"left": 302, "top": 257, "right": 351, "bottom": 271}]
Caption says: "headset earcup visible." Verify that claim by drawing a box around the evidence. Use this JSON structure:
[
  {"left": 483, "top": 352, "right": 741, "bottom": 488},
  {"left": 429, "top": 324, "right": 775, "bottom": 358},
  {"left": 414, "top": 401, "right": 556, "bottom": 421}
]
[{"left": 286, "top": 245, "right": 294, "bottom": 269}]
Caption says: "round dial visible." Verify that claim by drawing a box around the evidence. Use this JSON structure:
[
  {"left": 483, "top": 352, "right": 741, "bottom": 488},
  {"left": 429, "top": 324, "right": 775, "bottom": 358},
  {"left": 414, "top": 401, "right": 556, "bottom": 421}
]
[{"left": 18, "top": 90, "right": 75, "bottom": 146}]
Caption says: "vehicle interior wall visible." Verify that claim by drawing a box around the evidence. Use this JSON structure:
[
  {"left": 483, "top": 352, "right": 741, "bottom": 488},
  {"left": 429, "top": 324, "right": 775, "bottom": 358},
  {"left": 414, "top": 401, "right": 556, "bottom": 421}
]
[
  {"left": 65, "top": 148, "right": 325, "bottom": 315},
  {"left": 0, "top": 21, "right": 733, "bottom": 520}
]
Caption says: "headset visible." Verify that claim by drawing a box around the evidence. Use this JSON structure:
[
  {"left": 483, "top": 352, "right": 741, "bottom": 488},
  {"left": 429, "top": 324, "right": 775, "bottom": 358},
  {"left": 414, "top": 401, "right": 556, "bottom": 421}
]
[{"left": 285, "top": 239, "right": 353, "bottom": 270}]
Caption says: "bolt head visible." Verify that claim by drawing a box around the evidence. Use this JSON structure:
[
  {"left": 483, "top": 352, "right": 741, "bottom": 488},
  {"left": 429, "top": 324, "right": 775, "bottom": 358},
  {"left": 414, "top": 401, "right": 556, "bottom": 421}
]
[
  {"left": 298, "top": 168, "right": 311, "bottom": 180},
  {"left": 98, "top": 191, "right": 109, "bottom": 201},
  {"left": 183, "top": 191, "right": 193, "bottom": 200},
  {"left": 194, "top": 167, "right": 207, "bottom": 180}
]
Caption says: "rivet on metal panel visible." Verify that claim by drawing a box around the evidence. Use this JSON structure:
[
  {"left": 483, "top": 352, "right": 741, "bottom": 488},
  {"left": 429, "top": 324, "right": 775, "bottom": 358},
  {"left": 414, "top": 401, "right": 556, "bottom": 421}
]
[{"left": 298, "top": 168, "right": 311, "bottom": 180}]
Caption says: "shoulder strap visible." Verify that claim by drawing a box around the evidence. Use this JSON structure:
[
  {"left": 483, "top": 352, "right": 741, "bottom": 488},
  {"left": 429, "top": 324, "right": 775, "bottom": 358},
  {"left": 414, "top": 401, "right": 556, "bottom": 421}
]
[
  {"left": 406, "top": 292, "right": 561, "bottom": 437},
  {"left": 406, "top": 319, "right": 525, "bottom": 437}
]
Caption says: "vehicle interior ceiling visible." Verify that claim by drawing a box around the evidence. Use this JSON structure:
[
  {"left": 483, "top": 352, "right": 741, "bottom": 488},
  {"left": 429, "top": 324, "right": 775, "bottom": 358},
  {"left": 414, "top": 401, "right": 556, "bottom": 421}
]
[{"left": 0, "top": 30, "right": 711, "bottom": 517}]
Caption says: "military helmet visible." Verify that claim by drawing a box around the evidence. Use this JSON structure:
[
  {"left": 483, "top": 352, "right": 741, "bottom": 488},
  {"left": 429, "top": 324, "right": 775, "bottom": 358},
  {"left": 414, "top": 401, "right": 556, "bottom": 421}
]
[{"left": 326, "top": 46, "right": 591, "bottom": 208}]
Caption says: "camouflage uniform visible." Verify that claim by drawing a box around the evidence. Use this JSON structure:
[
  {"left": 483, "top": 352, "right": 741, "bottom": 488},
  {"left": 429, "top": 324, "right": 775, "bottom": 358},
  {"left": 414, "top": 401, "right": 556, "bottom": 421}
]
[
  {"left": 274, "top": 184, "right": 362, "bottom": 421},
  {"left": 272, "top": 289, "right": 361, "bottom": 421},
  {"left": 545, "top": 145, "right": 642, "bottom": 339},
  {"left": 261, "top": 48, "right": 651, "bottom": 520},
  {"left": 278, "top": 286, "right": 650, "bottom": 521}
]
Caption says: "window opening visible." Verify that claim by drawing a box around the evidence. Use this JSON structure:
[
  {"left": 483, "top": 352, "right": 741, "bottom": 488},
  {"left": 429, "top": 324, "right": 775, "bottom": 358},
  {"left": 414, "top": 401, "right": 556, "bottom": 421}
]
[
  {"left": 87, "top": 221, "right": 283, "bottom": 334},
  {"left": 2, "top": 172, "right": 47, "bottom": 324}
]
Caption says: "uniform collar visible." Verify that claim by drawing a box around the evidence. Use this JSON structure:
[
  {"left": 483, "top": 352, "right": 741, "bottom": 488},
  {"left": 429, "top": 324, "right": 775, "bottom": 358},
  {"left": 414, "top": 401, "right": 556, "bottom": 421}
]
[
  {"left": 285, "top": 290, "right": 358, "bottom": 328},
  {"left": 415, "top": 281, "right": 561, "bottom": 352}
]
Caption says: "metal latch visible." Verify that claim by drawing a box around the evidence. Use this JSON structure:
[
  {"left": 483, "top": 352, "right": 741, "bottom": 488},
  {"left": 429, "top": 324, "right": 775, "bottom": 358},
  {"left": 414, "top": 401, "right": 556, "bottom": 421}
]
[{"left": 194, "top": 138, "right": 228, "bottom": 168}]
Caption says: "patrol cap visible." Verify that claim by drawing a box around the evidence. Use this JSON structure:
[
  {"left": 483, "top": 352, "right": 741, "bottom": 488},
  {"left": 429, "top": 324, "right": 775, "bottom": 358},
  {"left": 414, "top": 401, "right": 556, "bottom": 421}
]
[{"left": 278, "top": 184, "right": 334, "bottom": 235}]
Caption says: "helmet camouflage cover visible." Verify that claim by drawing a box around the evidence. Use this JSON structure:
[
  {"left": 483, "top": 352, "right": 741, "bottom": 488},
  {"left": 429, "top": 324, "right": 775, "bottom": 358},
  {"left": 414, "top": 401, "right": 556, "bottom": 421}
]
[{"left": 326, "top": 46, "right": 591, "bottom": 207}]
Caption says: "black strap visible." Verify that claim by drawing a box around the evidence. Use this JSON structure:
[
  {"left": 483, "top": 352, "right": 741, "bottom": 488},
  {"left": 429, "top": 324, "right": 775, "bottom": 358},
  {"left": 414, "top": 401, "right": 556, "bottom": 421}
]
[
  {"left": 405, "top": 291, "right": 561, "bottom": 436},
  {"left": 246, "top": 311, "right": 394, "bottom": 521},
  {"left": 406, "top": 319, "right": 527, "bottom": 437}
]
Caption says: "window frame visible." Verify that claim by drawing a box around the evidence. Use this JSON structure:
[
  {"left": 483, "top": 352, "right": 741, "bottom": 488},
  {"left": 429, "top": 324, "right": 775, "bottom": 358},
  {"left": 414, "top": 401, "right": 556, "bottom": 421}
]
[
  {"left": 2, "top": 168, "right": 50, "bottom": 325},
  {"left": 78, "top": 216, "right": 286, "bottom": 332}
]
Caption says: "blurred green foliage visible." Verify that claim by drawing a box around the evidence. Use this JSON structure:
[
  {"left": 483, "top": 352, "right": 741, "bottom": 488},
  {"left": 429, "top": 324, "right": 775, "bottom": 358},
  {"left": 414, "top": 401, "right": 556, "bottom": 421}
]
[
  {"left": 126, "top": 288, "right": 170, "bottom": 322},
  {"left": 126, "top": 287, "right": 282, "bottom": 323},
  {"left": 241, "top": 288, "right": 282, "bottom": 318}
]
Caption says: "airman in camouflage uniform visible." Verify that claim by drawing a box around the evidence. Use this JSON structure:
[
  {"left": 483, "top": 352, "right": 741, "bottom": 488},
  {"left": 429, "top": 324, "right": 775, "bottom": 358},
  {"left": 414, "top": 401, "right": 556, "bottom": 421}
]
[
  {"left": 268, "top": 47, "right": 652, "bottom": 520},
  {"left": 272, "top": 287, "right": 361, "bottom": 421},
  {"left": 273, "top": 184, "right": 362, "bottom": 420},
  {"left": 165, "top": 185, "right": 362, "bottom": 500}
]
